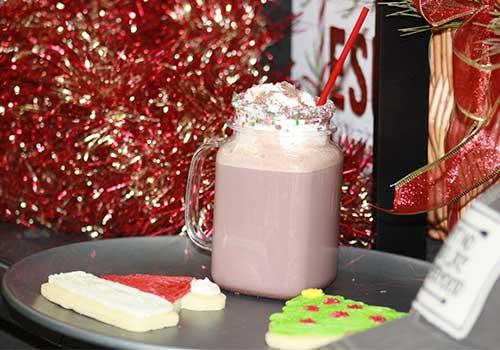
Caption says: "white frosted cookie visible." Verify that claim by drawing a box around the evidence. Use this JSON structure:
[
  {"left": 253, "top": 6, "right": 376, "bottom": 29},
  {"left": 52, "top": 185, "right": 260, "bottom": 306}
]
[
  {"left": 180, "top": 277, "right": 226, "bottom": 311},
  {"left": 40, "top": 271, "right": 179, "bottom": 332}
]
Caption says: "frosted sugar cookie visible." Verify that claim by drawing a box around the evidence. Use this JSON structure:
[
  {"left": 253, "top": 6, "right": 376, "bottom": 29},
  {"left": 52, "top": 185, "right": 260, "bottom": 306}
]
[
  {"left": 40, "top": 271, "right": 179, "bottom": 332},
  {"left": 103, "top": 274, "right": 226, "bottom": 311},
  {"left": 180, "top": 277, "right": 226, "bottom": 311},
  {"left": 102, "top": 274, "right": 193, "bottom": 303},
  {"left": 265, "top": 289, "right": 406, "bottom": 350}
]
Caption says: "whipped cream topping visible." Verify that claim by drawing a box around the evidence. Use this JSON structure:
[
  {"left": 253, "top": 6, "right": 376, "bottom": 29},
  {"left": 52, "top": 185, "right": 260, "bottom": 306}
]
[
  {"left": 231, "top": 82, "right": 335, "bottom": 132},
  {"left": 48, "top": 271, "right": 173, "bottom": 316},
  {"left": 190, "top": 278, "right": 221, "bottom": 296}
]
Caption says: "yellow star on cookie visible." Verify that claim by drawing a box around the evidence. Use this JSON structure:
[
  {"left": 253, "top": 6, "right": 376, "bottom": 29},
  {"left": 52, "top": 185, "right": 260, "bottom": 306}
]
[{"left": 301, "top": 288, "right": 324, "bottom": 298}]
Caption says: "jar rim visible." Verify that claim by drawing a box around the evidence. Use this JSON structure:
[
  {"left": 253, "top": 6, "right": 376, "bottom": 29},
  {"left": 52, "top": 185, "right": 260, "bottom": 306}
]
[
  {"left": 226, "top": 120, "right": 336, "bottom": 136},
  {"left": 230, "top": 92, "right": 336, "bottom": 133}
]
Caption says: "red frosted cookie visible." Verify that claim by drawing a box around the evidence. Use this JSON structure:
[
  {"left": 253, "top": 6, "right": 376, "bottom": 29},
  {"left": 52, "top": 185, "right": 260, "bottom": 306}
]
[
  {"left": 103, "top": 274, "right": 226, "bottom": 311},
  {"left": 103, "top": 274, "right": 193, "bottom": 302}
]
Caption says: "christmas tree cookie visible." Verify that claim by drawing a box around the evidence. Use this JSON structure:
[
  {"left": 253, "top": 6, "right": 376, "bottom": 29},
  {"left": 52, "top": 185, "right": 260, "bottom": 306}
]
[{"left": 265, "top": 289, "right": 406, "bottom": 350}]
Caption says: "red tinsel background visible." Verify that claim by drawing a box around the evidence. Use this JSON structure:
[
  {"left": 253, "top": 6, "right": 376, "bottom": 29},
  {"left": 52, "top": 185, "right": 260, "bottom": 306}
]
[
  {"left": 0, "top": 0, "right": 287, "bottom": 238},
  {"left": 338, "top": 135, "right": 373, "bottom": 248},
  {"left": 0, "top": 0, "right": 373, "bottom": 247}
]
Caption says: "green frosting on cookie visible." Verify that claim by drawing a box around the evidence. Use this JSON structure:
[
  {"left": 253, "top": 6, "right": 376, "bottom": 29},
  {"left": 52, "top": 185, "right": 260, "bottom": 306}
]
[{"left": 268, "top": 293, "right": 406, "bottom": 337}]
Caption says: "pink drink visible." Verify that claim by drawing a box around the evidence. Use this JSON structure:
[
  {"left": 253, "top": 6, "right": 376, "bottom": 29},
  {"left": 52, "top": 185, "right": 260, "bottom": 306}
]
[
  {"left": 212, "top": 160, "right": 342, "bottom": 299},
  {"left": 185, "top": 82, "right": 342, "bottom": 299}
]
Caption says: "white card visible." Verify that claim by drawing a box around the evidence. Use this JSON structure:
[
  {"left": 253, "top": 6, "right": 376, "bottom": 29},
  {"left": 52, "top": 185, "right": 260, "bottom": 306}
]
[
  {"left": 291, "top": 0, "right": 376, "bottom": 144},
  {"left": 413, "top": 200, "right": 500, "bottom": 339}
]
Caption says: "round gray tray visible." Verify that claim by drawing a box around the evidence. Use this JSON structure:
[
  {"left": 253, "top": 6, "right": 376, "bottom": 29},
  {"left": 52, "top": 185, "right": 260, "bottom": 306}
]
[{"left": 2, "top": 236, "right": 430, "bottom": 349}]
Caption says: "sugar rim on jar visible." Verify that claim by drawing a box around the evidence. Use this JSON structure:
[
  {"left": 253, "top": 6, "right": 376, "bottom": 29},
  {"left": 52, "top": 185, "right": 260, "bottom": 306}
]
[{"left": 230, "top": 91, "right": 336, "bottom": 135}]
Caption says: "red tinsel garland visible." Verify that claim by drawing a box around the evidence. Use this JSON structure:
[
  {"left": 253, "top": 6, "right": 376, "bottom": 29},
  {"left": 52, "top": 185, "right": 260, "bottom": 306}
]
[
  {"left": 338, "top": 135, "right": 374, "bottom": 248},
  {"left": 0, "top": 0, "right": 286, "bottom": 238}
]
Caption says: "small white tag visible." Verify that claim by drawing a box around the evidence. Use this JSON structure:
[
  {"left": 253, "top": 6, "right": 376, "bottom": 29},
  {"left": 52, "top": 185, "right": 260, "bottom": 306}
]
[{"left": 413, "top": 201, "right": 500, "bottom": 340}]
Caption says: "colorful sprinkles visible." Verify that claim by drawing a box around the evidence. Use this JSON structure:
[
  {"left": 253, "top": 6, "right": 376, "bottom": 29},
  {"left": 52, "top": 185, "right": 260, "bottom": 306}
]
[
  {"left": 300, "top": 318, "right": 317, "bottom": 324},
  {"left": 304, "top": 305, "right": 320, "bottom": 312},
  {"left": 369, "top": 315, "right": 387, "bottom": 323},
  {"left": 323, "top": 297, "right": 340, "bottom": 305},
  {"left": 231, "top": 82, "right": 335, "bottom": 133},
  {"left": 331, "top": 311, "right": 350, "bottom": 318}
]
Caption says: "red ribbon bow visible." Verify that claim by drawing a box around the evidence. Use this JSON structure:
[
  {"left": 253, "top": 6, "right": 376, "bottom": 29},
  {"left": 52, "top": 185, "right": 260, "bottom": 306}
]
[{"left": 392, "top": 0, "right": 500, "bottom": 222}]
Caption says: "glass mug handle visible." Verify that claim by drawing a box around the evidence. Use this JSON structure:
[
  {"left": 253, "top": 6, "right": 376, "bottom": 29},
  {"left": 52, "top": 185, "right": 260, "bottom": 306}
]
[{"left": 185, "top": 138, "right": 224, "bottom": 251}]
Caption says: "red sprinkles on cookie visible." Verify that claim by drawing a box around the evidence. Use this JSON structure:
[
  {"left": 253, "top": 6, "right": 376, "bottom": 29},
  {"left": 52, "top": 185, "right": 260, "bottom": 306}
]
[
  {"left": 347, "top": 304, "right": 363, "bottom": 309},
  {"left": 331, "top": 311, "right": 350, "bottom": 318},
  {"left": 300, "top": 318, "right": 316, "bottom": 324},
  {"left": 304, "top": 305, "right": 320, "bottom": 312},
  {"left": 369, "top": 315, "right": 387, "bottom": 323},
  {"left": 323, "top": 297, "right": 340, "bottom": 304}
]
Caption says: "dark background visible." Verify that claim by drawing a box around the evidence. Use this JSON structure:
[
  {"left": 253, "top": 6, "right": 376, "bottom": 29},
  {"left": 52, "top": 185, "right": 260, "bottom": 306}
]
[{"left": 373, "top": 2, "right": 430, "bottom": 259}]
